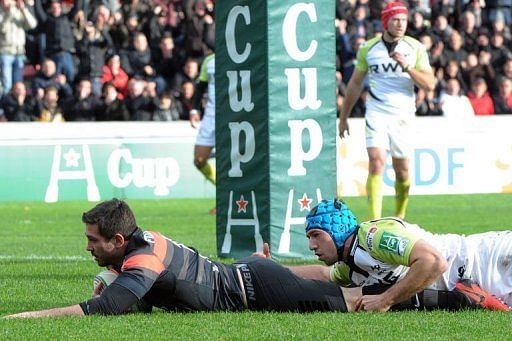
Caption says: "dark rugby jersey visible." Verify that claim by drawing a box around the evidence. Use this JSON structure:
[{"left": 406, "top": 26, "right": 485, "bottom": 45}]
[{"left": 84, "top": 228, "right": 245, "bottom": 313}]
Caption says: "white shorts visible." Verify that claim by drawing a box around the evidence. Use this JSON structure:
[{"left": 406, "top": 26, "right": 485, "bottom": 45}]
[
  {"left": 195, "top": 112, "right": 215, "bottom": 147},
  {"left": 433, "top": 231, "right": 512, "bottom": 305},
  {"left": 365, "top": 113, "right": 412, "bottom": 158}
]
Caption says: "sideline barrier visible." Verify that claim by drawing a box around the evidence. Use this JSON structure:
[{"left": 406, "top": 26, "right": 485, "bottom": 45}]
[
  {"left": 0, "top": 122, "right": 215, "bottom": 202},
  {"left": 1, "top": 116, "right": 511, "bottom": 202},
  {"left": 337, "top": 116, "right": 512, "bottom": 196}
]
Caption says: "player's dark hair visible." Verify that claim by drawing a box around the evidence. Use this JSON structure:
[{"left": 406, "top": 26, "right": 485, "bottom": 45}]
[{"left": 82, "top": 198, "right": 137, "bottom": 239}]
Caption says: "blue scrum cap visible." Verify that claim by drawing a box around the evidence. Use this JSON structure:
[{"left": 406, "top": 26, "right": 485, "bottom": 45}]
[{"left": 305, "top": 199, "right": 358, "bottom": 250}]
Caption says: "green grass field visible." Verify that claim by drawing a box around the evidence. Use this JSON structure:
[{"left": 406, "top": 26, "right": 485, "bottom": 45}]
[{"left": 1, "top": 194, "right": 511, "bottom": 340}]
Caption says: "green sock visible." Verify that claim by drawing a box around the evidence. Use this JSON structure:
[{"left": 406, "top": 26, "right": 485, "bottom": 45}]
[
  {"left": 395, "top": 178, "right": 410, "bottom": 219},
  {"left": 366, "top": 174, "right": 383, "bottom": 219},
  {"left": 200, "top": 162, "right": 216, "bottom": 185}
]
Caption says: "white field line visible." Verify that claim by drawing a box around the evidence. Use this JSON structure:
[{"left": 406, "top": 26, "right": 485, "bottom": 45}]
[{"left": 0, "top": 255, "right": 91, "bottom": 261}]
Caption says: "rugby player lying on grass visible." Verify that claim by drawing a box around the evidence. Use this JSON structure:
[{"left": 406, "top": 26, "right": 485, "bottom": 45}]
[
  {"left": 253, "top": 199, "right": 511, "bottom": 312},
  {"left": 4, "top": 199, "right": 497, "bottom": 318}
]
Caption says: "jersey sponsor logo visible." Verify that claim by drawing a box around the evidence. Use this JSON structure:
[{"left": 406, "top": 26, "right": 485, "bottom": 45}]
[
  {"left": 366, "top": 226, "right": 378, "bottom": 250},
  {"left": 378, "top": 232, "right": 409, "bottom": 255},
  {"left": 368, "top": 62, "right": 401, "bottom": 74},
  {"left": 143, "top": 231, "right": 155, "bottom": 244}
]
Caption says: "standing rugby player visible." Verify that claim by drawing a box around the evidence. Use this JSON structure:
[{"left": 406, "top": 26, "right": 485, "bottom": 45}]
[{"left": 339, "top": 2, "right": 436, "bottom": 219}]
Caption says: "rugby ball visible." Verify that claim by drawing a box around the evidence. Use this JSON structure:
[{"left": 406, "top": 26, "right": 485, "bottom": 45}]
[{"left": 92, "top": 269, "right": 119, "bottom": 296}]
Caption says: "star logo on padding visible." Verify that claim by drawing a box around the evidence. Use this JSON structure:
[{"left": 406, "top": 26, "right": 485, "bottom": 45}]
[
  {"left": 236, "top": 195, "right": 249, "bottom": 213},
  {"left": 298, "top": 193, "right": 312, "bottom": 211},
  {"left": 63, "top": 148, "right": 81, "bottom": 168}
]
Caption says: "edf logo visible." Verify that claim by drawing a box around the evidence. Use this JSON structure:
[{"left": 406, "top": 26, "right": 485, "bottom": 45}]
[{"left": 383, "top": 148, "right": 465, "bottom": 186}]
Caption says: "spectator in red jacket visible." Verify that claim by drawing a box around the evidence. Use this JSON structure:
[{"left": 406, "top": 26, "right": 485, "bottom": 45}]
[
  {"left": 467, "top": 77, "right": 495, "bottom": 115},
  {"left": 101, "top": 53, "right": 129, "bottom": 99}
]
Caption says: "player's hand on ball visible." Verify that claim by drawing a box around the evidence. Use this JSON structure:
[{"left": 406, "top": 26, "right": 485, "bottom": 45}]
[{"left": 92, "top": 269, "right": 119, "bottom": 297}]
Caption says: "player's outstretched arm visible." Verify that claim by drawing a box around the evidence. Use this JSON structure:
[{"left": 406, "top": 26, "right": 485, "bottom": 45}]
[{"left": 5, "top": 304, "right": 85, "bottom": 318}]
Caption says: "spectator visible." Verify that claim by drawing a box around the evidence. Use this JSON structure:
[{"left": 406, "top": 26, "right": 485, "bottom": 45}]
[
  {"left": 407, "top": 10, "right": 429, "bottom": 39},
  {"left": 153, "top": 33, "right": 182, "bottom": 94},
  {"left": 493, "top": 77, "right": 512, "bottom": 114},
  {"left": 489, "top": 10, "right": 511, "bottom": 42},
  {"left": 151, "top": 0, "right": 182, "bottom": 39},
  {"left": 96, "top": 81, "right": 129, "bottom": 121},
  {"left": 443, "top": 59, "right": 468, "bottom": 93},
  {"left": 122, "top": 78, "right": 157, "bottom": 120},
  {"left": 32, "top": 58, "right": 72, "bottom": 101},
  {"left": 439, "top": 78, "right": 474, "bottom": 118},
  {"left": 431, "top": 14, "right": 454, "bottom": 45},
  {"left": 33, "top": 0, "right": 84, "bottom": 84},
  {"left": 109, "top": 10, "right": 130, "bottom": 50},
  {"left": 152, "top": 91, "right": 181, "bottom": 121},
  {"left": 459, "top": 11, "right": 479, "bottom": 54},
  {"left": 475, "top": 27, "right": 490, "bottom": 52},
  {"left": 145, "top": 4, "right": 173, "bottom": 50},
  {"left": 121, "top": 32, "right": 157, "bottom": 88},
  {"left": 63, "top": 78, "right": 101, "bottom": 121},
  {"left": 101, "top": 53, "right": 129, "bottom": 99},
  {"left": 183, "top": 0, "right": 215, "bottom": 58},
  {"left": 346, "top": 5, "right": 373, "bottom": 39},
  {"left": 467, "top": 77, "right": 495, "bottom": 115},
  {"left": 427, "top": 37, "right": 445, "bottom": 70},
  {"left": 37, "top": 85, "right": 64, "bottom": 121},
  {"left": 489, "top": 33, "right": 512, "bottom": 67},
  {"left": 0, "top": 0, "right": 38, "bottom": 96},
  {"left": 2, "top": 81, "right": 38, "bottom": 121},
  {"left": 416, "top": 88, "right": 442, "bottom": 116},
  {"left": 90, "top": 4, "right": 115, "bottom": 32},
  {"left": 503, "top": 58, "right": 512, "bottom": 80},
  {"left": 464, "top": 0, "right": 484, "bottom": 28},
  {"left": 336, "top": 0, "right": 356, "bottom": 20},
  {"left": 121, "top": 0, "right": 150, "bottom": 31},
  {"left": 468, "top": 50, "right": 496, "bottom": 90},
  {"left": 177, "top": 80, "right": 194, "bottom": 120},
  {"left": 442, "top": 31, "right": 468, "bottom": 65},
  {"left": 170, "top": 57, "right": 199, "bottom": 95},
  {"left": 461, "top": 52, "right": 479, "bottom": 87},
  {"left": 76, "top": 20, "right": 113, "bottom": 96}
]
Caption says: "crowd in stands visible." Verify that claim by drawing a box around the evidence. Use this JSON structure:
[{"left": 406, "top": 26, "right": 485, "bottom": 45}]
[
  {"left": 0, "top": 0, "right": 511, "bottom": 122},
  {"left": 0, "top": 0, "right": 213, "bottom": 121}
]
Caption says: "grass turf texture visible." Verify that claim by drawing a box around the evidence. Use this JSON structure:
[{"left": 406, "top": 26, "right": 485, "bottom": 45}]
[{"left": 1, "top": 194, "right": 511, "bottom": 339}]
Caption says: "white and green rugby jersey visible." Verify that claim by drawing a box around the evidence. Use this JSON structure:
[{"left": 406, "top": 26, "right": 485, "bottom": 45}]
[
  {"left": 330, "top": 218, "right": 420, "bottom": 287},
  {"left": 355, "top": 36, "right": 431, "bottom": 116},
  {"left": 330, "top": 218, "right": 482, "bottom": 291},
  {"left": 199, "top": 54, "right": 215, "bottom": 118}
]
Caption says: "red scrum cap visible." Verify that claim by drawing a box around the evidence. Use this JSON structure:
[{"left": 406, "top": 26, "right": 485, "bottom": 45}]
[{"left": 381, "top": 1, "right": 408, "bottom": 30}]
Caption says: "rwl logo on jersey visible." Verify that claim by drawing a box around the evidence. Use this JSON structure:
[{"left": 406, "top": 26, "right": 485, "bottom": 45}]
[{"left": 277, "top": 188, "right": 323, "bottom": 254}]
